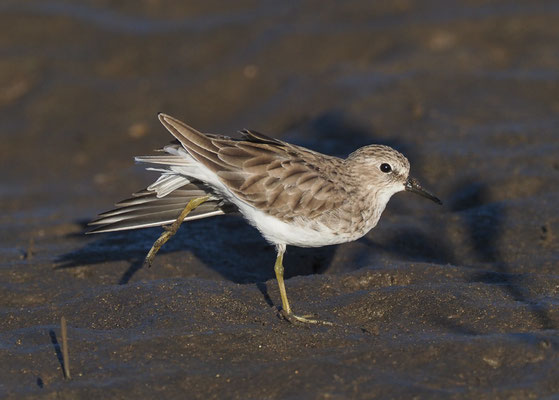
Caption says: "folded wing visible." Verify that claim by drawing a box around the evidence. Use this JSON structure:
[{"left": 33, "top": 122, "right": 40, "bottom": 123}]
[{"left": 158, "top": 113, "right": 346, "bottom": 221}]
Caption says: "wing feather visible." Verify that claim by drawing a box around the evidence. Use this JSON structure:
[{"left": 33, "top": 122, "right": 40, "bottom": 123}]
[{"left": 157, "top": 113, "right": 348, "bottom": 221}]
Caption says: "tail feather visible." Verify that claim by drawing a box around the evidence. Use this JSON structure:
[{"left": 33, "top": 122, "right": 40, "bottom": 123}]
[
  {"left": 114, "top": 189, "right": 208, "bottom": 207},
  {"left": 146, "top": 174, "right": 192, "bottom": 198},
  {"left": 88, "top": 183, "right": 228, "bottom": 234},
  {"left": 88, "top": 120, "right": 233, "bottom": 234},
  {"left": 94, "top": 200, "right": 203, "bottom": 219}
]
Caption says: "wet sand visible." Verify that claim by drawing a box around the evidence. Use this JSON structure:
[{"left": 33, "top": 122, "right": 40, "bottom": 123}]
[{"left": 1, "top": 1, "right": 559, "bottom": 398}]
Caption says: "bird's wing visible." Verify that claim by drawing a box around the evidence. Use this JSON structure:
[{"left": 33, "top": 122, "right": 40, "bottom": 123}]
[{"left": 158, "top": 113, "right": 347, "bottom": 220}]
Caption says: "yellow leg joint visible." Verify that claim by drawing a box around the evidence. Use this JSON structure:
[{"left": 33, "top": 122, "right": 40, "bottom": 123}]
[{"left": 143, "top": 195, "right": 210, "bottom": 268}]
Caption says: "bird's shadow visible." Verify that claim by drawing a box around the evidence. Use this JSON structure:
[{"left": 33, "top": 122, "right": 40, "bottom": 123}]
[
  {"left": 448, "top": 177, "right": 555, "bottom": 331},
  {"left": 57, "top": 215, "right": 341, "bottom": 285},
  {"left": 283, "top": 108, "right": 408, "bottom": 156}
]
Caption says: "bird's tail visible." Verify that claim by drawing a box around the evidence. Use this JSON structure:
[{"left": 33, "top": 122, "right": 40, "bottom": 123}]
[
  {"left": 88, "top": 145, "right": 229, "bottom": 234},
  {"left": 87, "top": 184, "right": 226, "bottom": 234}
]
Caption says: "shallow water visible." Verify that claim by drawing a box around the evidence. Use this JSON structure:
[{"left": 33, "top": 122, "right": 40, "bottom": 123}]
[{"left": 1, "top": 0, "right": 559, "bottom": 398}]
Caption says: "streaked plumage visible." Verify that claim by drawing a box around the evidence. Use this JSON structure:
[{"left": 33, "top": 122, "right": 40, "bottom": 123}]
[{"left": 89, "top": 113, "right": 441, "bottom": 324}]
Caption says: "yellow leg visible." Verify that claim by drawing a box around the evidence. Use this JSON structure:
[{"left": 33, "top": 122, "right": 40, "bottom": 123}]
[
  {"left": 274, "top": 245, "right": 332, "bottom": 325},
  {"left": 144, "top": 196, "right": 210, "bottom": 268},
  {"left": 274, "top": 248, "right": 291, "bottom": 315}
]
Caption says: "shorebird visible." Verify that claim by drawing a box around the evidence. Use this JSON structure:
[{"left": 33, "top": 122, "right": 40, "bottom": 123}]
[{"left": 89, "top": 114, "right": 442, "bottom": 324}]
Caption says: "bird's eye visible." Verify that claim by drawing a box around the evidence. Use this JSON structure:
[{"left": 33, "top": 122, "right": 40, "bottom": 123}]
[{"left": 380, "top": 163, "right": 392, "bottom": 173}]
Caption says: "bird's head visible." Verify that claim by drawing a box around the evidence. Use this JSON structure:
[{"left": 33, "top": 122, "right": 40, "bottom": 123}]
[{"left": 346, "top": 145, "right": 442, "bottom": 205}]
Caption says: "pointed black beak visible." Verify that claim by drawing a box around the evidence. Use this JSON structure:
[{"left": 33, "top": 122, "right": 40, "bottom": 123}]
[{"left": 405, "top": 177, "right": 442, "bottom": 205}]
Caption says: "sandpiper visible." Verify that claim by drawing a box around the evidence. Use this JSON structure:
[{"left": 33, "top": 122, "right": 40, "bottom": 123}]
[{"left": 89, "top": 114, "right": 442, "bottom": 324}]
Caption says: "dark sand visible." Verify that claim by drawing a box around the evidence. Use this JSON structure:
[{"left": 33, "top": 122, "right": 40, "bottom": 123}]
[{"left": 1, "top": 1, "right": 559, "bottom": 398}]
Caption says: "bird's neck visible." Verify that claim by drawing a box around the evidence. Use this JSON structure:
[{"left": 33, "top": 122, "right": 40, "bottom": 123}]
[{"left": 350, "top": 183, "right": 398, "bottom": 237}]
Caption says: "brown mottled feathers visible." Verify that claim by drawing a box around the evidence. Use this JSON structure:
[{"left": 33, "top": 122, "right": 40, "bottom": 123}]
[{"left": 158, "top": 114, "right": 347, "bottom": 221}]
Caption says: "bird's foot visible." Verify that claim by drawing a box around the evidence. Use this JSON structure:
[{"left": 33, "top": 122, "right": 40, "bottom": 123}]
[{"left": 280, "top": 309, "right": 333, "bottom": 326}]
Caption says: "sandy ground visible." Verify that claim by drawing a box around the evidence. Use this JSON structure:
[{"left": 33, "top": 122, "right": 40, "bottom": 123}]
[{"left": 1, "top": 0, "right": 559, "bottom": 398}]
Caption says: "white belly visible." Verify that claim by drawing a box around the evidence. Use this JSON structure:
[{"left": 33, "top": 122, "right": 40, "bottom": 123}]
[{"left": 235, "top": 202, "right": 359, "bottom": 248}]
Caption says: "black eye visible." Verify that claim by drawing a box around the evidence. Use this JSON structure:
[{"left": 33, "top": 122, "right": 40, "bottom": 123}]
[{"left": 380, "top": 163, "right": 392, "bottom": 173}]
